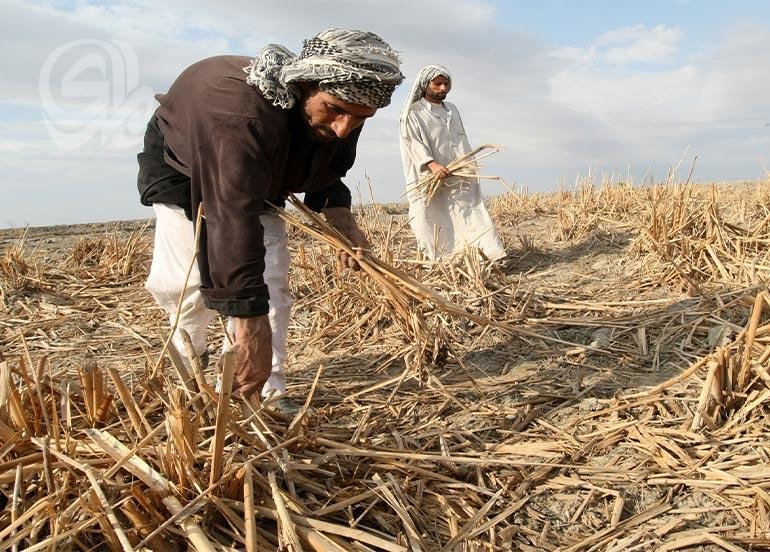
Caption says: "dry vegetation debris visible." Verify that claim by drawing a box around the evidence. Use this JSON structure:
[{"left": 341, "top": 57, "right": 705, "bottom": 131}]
[{"left": 1, "top": 181, "right": 770, "bottom": 551}]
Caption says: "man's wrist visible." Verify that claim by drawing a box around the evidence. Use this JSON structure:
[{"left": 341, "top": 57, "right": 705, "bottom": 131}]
[
  {"left": 323, "top": 206, "right": 355, "bottom": 229},
  {"left": 232, "top": 315, "right": 269, "bottom": 340}
]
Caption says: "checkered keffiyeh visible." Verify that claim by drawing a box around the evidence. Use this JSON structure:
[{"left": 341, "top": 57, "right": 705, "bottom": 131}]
[{"left": 244, "top": 28, "right": 404, "bottom": 109}]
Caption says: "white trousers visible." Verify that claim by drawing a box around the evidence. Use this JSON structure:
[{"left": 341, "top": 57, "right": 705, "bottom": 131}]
[
  {"left": 145, "top": 204, "right": 290, "bottom": 396},
  {"left": 407, "top": 177, "right": 506, "bottom": 261}
]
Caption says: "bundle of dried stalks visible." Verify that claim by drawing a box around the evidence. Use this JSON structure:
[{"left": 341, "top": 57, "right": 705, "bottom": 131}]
[
  {"left": 276, "top": 195, "right": 513, "bottom": 369},
  {"left": 0, "top": 230, "right": 44, "bottom": 297},
  {"left": 66, "top": 223, "right": 152, "bottom": 278},
  {"left": 279, "top": 196, "right": 574, "bottom": 366},
  {"left": 407, "top": 144, "right": 505, "bottom": 203}
]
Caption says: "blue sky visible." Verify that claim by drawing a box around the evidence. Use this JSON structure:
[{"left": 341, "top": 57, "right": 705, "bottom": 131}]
[
  {"left": 2, "top": 0, "right": 769, "bottom": 227},
  {"left": 502, "top": 1, "right": 762, "bottom": 43}
]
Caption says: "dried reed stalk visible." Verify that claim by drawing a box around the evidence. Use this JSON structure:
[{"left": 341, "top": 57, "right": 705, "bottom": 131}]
[{"left": 406, "top": 144, "right": 505, "bottom": 203}]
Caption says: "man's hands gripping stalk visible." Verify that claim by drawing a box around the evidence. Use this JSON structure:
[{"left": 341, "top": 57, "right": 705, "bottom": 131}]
[{"left": 322, "top": 206, "right": 371, "bottom": 271}]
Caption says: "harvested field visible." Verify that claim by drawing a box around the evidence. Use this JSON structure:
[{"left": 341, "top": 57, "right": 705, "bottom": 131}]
[{"left": 1, "top": 180, "right": 770, "bottom": 551}]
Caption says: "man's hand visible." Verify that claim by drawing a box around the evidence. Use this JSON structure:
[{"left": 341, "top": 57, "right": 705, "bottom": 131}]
[
  {"left": 224, "top": 315, "right": 272, "bottom": 400},
  {"left": 427, "top": 161, "right": 450, "bottom": 179},
  {"left": 322, "top": 207, "right": 370, "bottom": 271}
]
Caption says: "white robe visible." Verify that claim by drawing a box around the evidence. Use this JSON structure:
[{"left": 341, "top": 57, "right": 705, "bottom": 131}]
[{"left": 400, "top": 98, "right": 506, "bottom": 261}]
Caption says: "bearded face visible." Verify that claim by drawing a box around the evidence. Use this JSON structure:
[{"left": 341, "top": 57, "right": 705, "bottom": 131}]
[
  {"left": 424, "top": 75, "right": 451, "bottom": 103},
  {"left": 300, "top": 84, "right": 377, "bottom": 142}
]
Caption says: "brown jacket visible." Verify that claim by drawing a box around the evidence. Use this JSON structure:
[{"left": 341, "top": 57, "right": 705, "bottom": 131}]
[{"left": 139, "top": 55, "right": 360, "bottom": 316}]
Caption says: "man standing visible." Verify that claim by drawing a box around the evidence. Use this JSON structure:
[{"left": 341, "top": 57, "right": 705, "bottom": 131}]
[
  {"left": 137, "top": 29, "right": 404, "bottom": 408},
  {"left": 399, "top": 65, "right": 506, "bottom": 261}
]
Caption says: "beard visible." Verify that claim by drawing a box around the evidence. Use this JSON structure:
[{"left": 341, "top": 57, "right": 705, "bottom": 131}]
[
  {"left": 306, "top": 124, "right": 336, "bottom": 142},
  {"left": 425, "top": 89, "right": 447, "bottom": 102},
  {"left": 300, "top": 102, "right": 337, "bottom": 142}
]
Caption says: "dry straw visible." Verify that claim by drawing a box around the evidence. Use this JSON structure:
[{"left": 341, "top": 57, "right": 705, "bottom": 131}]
[
  {"left": 1, "top": 181, "right": 770, "bottom": 550},
  {"left": 406, "top": 144, "right": 506, "bottom": 203}
]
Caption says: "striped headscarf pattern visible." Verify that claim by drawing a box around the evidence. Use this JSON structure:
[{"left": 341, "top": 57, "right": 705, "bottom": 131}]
[{"left": 245, "top": 28, "right": 404, "bottom": 110}]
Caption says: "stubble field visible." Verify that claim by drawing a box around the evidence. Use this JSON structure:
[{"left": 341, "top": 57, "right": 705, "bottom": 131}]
[{"left": 1, "top": 180, "right": 770, "bottom": 551}]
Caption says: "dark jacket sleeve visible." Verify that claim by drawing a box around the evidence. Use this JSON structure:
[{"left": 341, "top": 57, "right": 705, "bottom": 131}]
[
  {"left": 137, "top": 113, "right": 194, "bottom": 219},
  {"left": 192, "top": 118, "right": 281, "bottom": 317},
  {"left": 303, "top": 181, "right": 352, "bottom": 212},
  {"left": 303, "top": 126, "right": 361, "bottom": 212}
]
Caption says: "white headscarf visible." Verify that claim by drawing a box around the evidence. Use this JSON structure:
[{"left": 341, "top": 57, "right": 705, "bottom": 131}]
[
  {"left": 398, "top": 64, "right": 452, "bottom": 138},
  {"left": 244, "top": 28, "right": 404, "bottom": 109}
]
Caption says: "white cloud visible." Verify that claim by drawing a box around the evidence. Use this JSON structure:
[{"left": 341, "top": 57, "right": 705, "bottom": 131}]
[
  {"left": 550, "top": 65, "right": 702, "bottom": 127},
  {"left": 1, "top": 0, "right": 230, "bottom": 108},
  {"left": 548, "top": 22, "right": 770, "bottom": 182},
  {"left": 0, "top": 121, "right": 150, "bottom": 227},
  {"left": 697, "top": 24, "right": 770, "bottom": 122},
  {"left": 2, "top": 2, "right": 769, "bottom": 227},
  {"left": 550, "top": 23, "right": 770, "bottom": 130},
  {"left": 553, "top": 24, "right": 683, "bottom": 66},
  {"left": 598, "top": 24, "right": 683, "bottom": 64}
]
